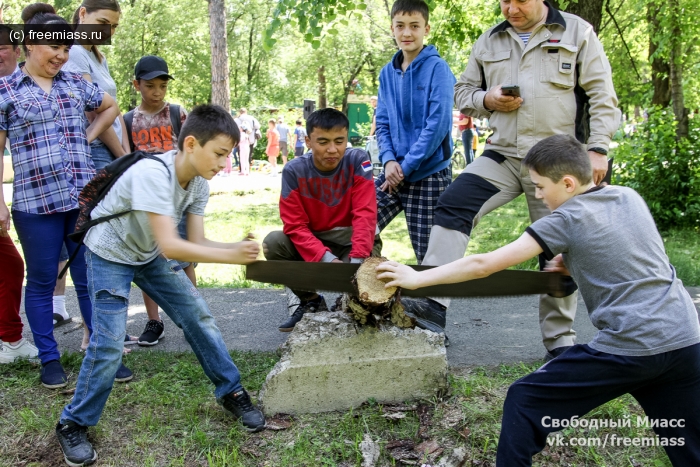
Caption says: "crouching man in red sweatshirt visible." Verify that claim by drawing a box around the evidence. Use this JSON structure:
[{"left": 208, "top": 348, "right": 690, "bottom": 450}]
[{"left": 263, "top": 108, "right": 379, "bottom": 332}]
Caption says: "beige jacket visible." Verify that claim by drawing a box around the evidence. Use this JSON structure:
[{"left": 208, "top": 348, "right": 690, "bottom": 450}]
[{"left": 455, "top": 5, "right": 620, "bottom": 158}]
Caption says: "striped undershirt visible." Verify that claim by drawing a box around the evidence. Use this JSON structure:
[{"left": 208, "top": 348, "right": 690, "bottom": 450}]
[{"left": 518, "top": 32, "right": 531, "bottom": 45}]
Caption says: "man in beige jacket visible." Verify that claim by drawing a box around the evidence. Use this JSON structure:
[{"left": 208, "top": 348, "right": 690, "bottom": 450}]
[{"left": 404, "top": 0, "right": 620, "bottom": 360}]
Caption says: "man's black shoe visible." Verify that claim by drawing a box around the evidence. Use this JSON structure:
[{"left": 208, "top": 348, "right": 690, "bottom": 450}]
[
  {"left": 217, "top": 389, "right": 266, "bottom": 432},
  {"left": 278, "top": 296, "right": 327, "bottom": 332},
  {"left": 56, "top": 421, "right": 97, "bottom": 466},
  {"left": 401, "top": 298, "right": 447, "bottom": 332},
  {"left": 544, "top": 345, "right": 573, "bottom": 362},
  {"left": 401, "top": 298, "right": 449, "bottom": 345}
]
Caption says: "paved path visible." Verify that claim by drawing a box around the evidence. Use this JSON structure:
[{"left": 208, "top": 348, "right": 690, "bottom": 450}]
[
  {"left": 6, "top": 181, "right": 700, "bottom": 366},
  {"left": 22, "top": 286, "right": 700, "bottom": 368}
]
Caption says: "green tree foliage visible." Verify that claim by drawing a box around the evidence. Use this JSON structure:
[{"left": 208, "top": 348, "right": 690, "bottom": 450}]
[
  {"left": 614, "top": 108, "right": 700, "bottom": 229},
  {"left": 105, "top": 0, "right": 212, "bottom": 111},
  {"left": 4, "top": 0, "right": 697, "bottom": 132}
]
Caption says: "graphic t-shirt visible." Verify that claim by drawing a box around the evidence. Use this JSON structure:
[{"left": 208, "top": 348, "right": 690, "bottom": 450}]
[
  {"left": 294, "top": 127, "right": 306, "bottom": 148},
  {"left": 130, "top": 103, "right": 187, "bottom": 153},
  {"left": 84, "top": 150, "right": 209, "bottom": 265}
]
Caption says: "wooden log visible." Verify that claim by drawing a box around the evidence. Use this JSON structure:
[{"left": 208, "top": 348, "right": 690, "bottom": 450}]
[
  {"left": 356, "top": 257, "right": 396, "bottom": 306},
  {"left": 337, "top": 257, "right": 415, "bottom": 329}
]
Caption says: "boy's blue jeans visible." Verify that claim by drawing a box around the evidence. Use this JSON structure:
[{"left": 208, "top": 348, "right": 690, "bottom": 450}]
[{"left": 61, "top": 248, "right": 243, "bottom": 427}]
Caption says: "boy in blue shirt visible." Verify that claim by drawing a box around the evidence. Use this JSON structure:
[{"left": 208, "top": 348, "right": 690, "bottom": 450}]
[
  {"left": 292, "top": 119, "right": 307, "bottom": 158},
  {"left": 377, "top": 134, "right": 700, "bottom": 466},
  {"left": 55, "top": 106, "right": 266, "bottom": 466},
  {"left": 374, "top": 0, "right": 456, "bottom": 336}
]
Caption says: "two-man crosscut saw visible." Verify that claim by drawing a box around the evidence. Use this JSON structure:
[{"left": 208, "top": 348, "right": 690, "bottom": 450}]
[{"left": 246, "top": 261, "right": 569, "bottom": 298}]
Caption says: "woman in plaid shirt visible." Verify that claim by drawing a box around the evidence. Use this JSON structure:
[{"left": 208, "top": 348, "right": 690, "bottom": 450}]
[{"left": 0, "top": 3, "right": 119, "bottom": 389}]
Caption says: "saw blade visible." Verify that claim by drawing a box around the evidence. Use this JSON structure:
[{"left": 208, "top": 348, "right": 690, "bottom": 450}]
[{"left": 245, "top": 261, "right": 567, "bottom": 298}]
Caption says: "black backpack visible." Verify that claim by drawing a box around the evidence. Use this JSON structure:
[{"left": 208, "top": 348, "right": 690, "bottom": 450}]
[
  {"left": 59, "top": 151, "right": 170, "bottom": 279},
  {"left": 123, "top": 104, "right": 182, "bottom": 152}
]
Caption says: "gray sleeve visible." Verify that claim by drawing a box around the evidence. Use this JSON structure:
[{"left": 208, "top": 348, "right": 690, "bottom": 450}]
[
  {"left": 185, "top": 178, "right": 210, "bottom": 216},
  {"left": 129, "top": 164, "right": 174, "bottom": 216},
  {"left": 63, "top": 47, "right": 92, "bottom": 77},
  {"left": 525, "top": 212, "right": 570, "bottom": 261}
]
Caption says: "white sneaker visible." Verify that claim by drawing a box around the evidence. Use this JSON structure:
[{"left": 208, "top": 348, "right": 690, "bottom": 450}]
[{"left": 0, "top": 339, "right": 39, "bottom": 363}]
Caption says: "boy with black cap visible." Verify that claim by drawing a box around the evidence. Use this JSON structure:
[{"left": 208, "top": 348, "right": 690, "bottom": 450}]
[
  {"left": 124, "top": 55, "right": 186, "bottom": 154},
  {"left": 124, "top": 55, "right": 191, "bottom": 347}
]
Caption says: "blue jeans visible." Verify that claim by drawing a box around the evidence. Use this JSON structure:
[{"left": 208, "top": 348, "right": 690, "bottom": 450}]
[
  {"left": 60, "top": 249, "right": 243, "bottom": 427},
  {"left": 498, "top": 343, "right": 700, "bottom": 466},
  {"left": 90, "top": 143, "right": 115, "bottom": 171},
  {"left": 461, "top": 129, "right": 474, "bottom": 165},
  {"left": 12, "top": 209, "right": 93, "bottom": 364},
  {"left": 232, "top": 146, "right": 239, "bottom": 168}
]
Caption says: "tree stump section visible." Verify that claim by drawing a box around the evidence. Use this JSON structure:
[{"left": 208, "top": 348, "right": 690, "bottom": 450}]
[
  {"left": 336, "top": 257, "right": 416, "bottom": 329},
  {"left": 259, "top": 258, "right": 448, "bottom": 416}
]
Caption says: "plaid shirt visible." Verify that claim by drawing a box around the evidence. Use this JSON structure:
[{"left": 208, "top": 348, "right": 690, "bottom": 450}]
[{"left": 0, "top": 65, "right": 104, "bottom": 214}]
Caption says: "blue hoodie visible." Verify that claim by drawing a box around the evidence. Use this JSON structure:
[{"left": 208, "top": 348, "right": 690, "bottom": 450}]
[{"left": 375, "top": 45, "right": 456, "bottom": 182}]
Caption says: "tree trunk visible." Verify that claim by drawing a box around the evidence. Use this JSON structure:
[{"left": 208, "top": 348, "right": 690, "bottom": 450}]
[
  {"left": 648, "top": 4, "right": 671, "bottom": 107},
  {"left": 549, "top": 0, "right": 604, "bottom": 32},
  {"left": 208, "top": 0, "right": 231, "bottom": 111},
  {"left": 247, "top": 20, "right": 256, "bottom": 83},
  {"left": 318, "top": 66, "right": 327, "bottom": 109},
  {"left": 669, "top": 0, "right": 688, "bottom": 138},
  {"left": 341, "top": 57, "right": 367, "bottom": 114}
]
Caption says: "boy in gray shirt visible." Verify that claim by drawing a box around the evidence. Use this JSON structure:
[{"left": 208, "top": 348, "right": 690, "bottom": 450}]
[
  {"left": 377, "top": 134, "right": 700, "bottom": 466},
  {"left": 55, "top": 106, "right": 266, "bottom": 467}
]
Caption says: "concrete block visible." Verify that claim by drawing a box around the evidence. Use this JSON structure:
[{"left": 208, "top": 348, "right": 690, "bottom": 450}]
[{"left": 259, "top": 311, "right": 448, "bottom": 415}]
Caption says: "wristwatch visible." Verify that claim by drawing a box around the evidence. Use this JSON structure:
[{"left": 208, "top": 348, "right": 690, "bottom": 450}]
[{"left": 588, "top": 147, "right": 608, "bottom": 156}]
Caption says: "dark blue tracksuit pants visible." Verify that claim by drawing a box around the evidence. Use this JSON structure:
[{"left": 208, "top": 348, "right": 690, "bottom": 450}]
[{"left": 498, "top": 343, "right": 700, "bottom": 466}]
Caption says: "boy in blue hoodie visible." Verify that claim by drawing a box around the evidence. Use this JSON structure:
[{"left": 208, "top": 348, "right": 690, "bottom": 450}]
[
  {"left": 374, "top": 0, "right": 456, "bottom": 336},
  {"left": 375, "top": 0, "right": 455, "bottom": 267}
]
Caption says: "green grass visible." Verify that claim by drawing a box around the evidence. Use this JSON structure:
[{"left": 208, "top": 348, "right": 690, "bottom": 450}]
[
  {"left": 661, "top": 227, "right": 700, "bottom": 287},
  {"left": 0, "top": 353, "right": 673, "bottom": 466}
]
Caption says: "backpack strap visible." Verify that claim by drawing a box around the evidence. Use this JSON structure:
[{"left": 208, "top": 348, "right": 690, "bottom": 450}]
[
  {"left": 58, "top": 154, "right": 171, "bottom": 279},
  {"left": 123, "top": 109, "right": 135, "bottom": 152},
  {"left": 169, "top": 104, "right": 182, "bottom": 139}
]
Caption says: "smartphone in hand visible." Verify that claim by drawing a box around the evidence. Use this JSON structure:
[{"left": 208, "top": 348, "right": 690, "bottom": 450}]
[{"left": 501, "top": 85, "right": 521, "bottom": 97}]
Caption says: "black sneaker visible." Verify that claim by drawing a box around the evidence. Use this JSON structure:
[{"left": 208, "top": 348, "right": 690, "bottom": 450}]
[
  {"left": 401, "top": 298, "right": 447, "bottom": 332},
  {"left": 401, "top": 298, "right": 450, "bottom": 345},
  {"left": 544, "top": 345, "right": 573, "bottom": 362},
  {"left": 278, "top": 296, "right": 327, "bottom": 332},
  {"left": 138, "top": 319, "right": 164, "bottom": 346},
  {"left": 217, "top": 389, "right": 266, "bottom": 432},
  {"left": 114, "top": 363, "right": 133, "bottom": 383},
  {"left": 41, "top": 360, "right": 68, "bottom": 389},
  {"left": 53, "top": 314, "right": 73, "bottom": 328},
  {"left": 56, "top": 421, "right": 97, "bottom": 466}
]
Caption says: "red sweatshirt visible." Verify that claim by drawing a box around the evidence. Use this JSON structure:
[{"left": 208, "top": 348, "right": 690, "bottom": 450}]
[{"left": 279, "top": 148, "right": 377, "bottom": 262}]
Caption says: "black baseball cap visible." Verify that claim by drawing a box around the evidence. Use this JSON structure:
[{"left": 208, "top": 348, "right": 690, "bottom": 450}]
[{"left": 134, "top": 55, "right": 174, "bottom": 81}]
